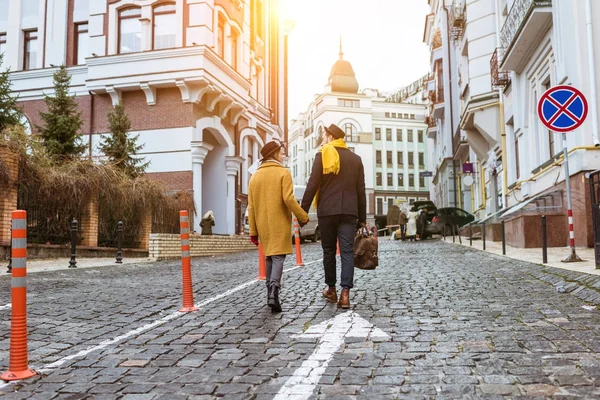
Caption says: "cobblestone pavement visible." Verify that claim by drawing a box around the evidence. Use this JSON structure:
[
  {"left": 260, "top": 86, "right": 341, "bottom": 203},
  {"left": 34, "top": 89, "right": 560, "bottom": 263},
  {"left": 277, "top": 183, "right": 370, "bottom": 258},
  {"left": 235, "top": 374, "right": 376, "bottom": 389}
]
[{"left": 2, "top": 240, "right": 600, "bottom": 399}]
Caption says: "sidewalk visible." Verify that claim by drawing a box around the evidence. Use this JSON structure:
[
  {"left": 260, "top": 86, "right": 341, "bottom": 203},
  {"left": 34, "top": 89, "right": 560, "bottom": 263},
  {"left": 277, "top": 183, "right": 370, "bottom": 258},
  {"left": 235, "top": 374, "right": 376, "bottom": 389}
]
[
  {"left": 449, "top": 235, "right": 600, "bottom": 276},
  {"left": 1, "top": 256, "right": 157, "bottom": 275}
]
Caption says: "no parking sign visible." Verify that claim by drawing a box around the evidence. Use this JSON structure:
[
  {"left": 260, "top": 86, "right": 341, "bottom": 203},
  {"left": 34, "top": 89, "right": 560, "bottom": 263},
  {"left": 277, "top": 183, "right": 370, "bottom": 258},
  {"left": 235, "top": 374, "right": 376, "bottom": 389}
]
[
  {"left": 537, "top": 85, "right": 588, "bottom": 262},
  {"left": 537, "top": 85, "right": 588, "bottom": 132}
]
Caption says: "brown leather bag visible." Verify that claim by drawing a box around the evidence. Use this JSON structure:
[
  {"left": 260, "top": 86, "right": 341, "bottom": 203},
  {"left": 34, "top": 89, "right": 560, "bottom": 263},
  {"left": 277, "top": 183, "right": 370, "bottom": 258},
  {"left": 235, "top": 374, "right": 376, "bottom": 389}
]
[{"left": 353, "top": 227, "right": 379, "bottom": 270}]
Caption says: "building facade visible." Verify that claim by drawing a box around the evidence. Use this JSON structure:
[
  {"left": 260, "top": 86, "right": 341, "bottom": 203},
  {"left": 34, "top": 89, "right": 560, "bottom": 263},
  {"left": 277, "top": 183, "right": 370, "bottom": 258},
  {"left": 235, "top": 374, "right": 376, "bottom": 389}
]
[
  {"left": 0, "top": 0, "right": 286, "bottom": 235},
  {"left": 425, "top": 0, "right": 600, "bottom": 248},
  {"left": 289, "top": 49, "right": 431, "bottom": 222}
]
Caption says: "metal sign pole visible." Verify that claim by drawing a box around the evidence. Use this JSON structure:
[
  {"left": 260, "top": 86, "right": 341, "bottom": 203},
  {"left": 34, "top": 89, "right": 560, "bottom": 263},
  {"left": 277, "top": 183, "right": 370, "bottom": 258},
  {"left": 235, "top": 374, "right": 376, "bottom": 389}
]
[{"left": 562, "top": 132, "right": 582, "bottom": 262}]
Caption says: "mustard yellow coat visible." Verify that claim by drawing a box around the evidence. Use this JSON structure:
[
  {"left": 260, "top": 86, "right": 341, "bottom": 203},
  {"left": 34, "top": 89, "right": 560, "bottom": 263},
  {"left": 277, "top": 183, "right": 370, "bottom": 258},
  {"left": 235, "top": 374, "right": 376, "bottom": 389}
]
[{"left": 248, "top": 162, "right": 309, "bottom": 256}]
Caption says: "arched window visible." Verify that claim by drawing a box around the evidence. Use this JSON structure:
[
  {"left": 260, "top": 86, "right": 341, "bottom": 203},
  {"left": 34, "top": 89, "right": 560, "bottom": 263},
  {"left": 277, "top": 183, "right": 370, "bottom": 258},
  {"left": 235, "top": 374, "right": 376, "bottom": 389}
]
[
  {"left": 230, "top": 28, "right": 239, "bottom": 70},
  {"left": 153, "top": 3, "right": 176, "bottom": 50},
  {"left": 344, "top": 123, "right": 358, "bottom": 142},
  {"left": 217, "top": 15, "right": 225, "bottom": 57},
  {"left": 119, "top": 7, "right": 141, "bottom": 54}
]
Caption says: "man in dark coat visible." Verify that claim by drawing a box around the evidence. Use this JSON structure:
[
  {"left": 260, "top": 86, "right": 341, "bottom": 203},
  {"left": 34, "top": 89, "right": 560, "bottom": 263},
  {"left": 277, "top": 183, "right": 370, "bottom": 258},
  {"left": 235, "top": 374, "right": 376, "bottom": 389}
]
[{"left": 301, "top": 123, "right": 367, "bottom": 309}]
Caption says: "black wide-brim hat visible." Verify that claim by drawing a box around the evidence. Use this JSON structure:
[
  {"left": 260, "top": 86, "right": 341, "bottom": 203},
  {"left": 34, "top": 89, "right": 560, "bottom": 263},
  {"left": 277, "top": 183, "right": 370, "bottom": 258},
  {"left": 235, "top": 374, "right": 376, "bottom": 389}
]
[
  {"left": 325, "top": 124, "right": 345, "bottom": 139},
  {"left": 260, "top": 140, "right": 283, "bottom": 161}
]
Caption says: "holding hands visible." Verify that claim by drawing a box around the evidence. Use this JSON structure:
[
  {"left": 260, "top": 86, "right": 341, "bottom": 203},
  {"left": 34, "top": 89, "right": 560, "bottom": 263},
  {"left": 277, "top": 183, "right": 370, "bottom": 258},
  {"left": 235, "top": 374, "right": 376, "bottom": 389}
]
[{"left": 298, "top": 218, "right": 310, "bottom": 228}]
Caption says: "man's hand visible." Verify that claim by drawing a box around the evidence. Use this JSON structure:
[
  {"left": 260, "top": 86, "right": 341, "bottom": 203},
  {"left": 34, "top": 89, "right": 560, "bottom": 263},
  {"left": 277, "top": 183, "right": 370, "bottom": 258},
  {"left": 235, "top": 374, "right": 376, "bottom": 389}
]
[
  {"left": 250, "top": 236, "right": 259, "bottom": 246},
  {"left": 298, "top": 218, "right": 309, "bottom": 228}
]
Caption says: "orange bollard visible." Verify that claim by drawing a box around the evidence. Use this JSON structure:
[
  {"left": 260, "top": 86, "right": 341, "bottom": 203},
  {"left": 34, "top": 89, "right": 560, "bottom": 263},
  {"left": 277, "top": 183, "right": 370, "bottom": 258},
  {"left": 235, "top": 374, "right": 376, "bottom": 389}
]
[
  {"left": 179, "top": 210, "right": 198, "bottom": 312},
  {"left": 1, "top": 210, "right": 36, "bottom": 381},
  {"left": 258, "top": 241, "right": 267, "bottom": 280},
  {"left": 293, "top": 218, "right": 304, "bottom": 266},
  {"left": 336, "top": 239, "right": 340, "bottom": 256}
]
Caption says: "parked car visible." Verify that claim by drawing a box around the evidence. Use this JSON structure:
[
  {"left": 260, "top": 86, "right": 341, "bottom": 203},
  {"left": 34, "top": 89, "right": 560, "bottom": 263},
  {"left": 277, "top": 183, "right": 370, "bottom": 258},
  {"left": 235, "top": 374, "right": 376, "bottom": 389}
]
[
  {"left": 291, "top": 185, "right": 320, "bottom": 242},
  {"left": 411, "top": 200, "right": 437, "bottom": 221},
  {"left": 425, "top": 207, "right": 475, "bottom": 236}
]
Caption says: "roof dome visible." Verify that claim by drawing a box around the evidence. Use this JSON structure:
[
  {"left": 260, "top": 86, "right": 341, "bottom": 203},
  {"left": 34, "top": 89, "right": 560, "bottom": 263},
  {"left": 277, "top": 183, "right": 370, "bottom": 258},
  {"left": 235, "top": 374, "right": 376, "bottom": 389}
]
[{"left": 327, "top": 39, "right": 359, "bottom": 94}]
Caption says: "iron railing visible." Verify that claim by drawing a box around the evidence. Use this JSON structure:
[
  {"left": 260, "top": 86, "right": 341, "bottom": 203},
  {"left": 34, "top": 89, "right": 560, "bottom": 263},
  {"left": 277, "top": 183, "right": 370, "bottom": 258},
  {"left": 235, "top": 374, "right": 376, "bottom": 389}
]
[
  {"left": 500, "top": 0, "right": 552, "bottom": 55},
  {"left": 490, "top": 48, "right": 510, "bottom": 89},
  {"left": 17, "top": 184, "right": 81, "bottom": 245},
  {"left": 450, "top": 0, "right": 466, "bottom": 42}
]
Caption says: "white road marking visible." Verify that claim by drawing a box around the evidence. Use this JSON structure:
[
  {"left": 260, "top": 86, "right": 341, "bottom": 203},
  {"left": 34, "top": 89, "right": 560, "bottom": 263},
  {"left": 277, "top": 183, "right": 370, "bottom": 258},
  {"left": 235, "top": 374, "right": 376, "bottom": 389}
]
[
  {"left": 0, "top": 256, "right": 323, "bottom": 389},
  {"left": 274, "top": 311, "right": 390, "bottom": 400},
  {"left": 0, "top": 303, "right": 11, "bottom": 311}
]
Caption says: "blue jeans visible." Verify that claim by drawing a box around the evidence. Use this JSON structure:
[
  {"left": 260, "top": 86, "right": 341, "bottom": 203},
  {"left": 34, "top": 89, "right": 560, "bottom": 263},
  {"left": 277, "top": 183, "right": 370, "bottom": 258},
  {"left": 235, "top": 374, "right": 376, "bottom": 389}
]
[{"left": 319, "top": 215, "right": 357, "bottom": 289}]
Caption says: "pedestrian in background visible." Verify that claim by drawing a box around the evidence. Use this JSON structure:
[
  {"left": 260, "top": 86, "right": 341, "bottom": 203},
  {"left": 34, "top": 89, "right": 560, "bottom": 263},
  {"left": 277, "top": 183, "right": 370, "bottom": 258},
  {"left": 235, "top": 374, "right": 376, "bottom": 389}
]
[
  {"left": 399, "top": 210, "right": 408, "bottom": 240},
  {"left": 301, "top": 123, "right": 367, "bottom": 309},
  {"left": 247, "top": 140, "right": 309, "bottom": 313},
  {"left": 406, "top": 207, "right": 420, "bottom": 241},
  {"left": 200, "top": 210, "right": 215, "bottom": 235}
]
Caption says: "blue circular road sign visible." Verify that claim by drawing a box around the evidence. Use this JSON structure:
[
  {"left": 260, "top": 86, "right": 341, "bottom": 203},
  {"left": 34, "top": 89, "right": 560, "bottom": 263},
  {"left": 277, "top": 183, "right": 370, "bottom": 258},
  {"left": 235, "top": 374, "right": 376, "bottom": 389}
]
[{"left": 537, "top": 85, "right": 588, "bottom": 133}]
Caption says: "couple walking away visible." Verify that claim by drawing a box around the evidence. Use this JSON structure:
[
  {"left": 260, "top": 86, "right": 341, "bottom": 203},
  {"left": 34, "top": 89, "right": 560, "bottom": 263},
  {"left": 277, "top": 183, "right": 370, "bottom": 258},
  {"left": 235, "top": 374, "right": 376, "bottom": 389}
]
[{"left": 247, "top": 123, "right": 367, "bottom": 312}]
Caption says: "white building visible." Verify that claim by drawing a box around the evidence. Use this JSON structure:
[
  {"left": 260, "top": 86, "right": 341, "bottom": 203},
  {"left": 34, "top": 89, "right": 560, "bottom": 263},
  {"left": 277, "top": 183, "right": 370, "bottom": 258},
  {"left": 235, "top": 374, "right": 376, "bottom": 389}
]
[
  {"left": 290, "top": 48, "right": 431, "bottom": 221},
  {"left": 425, "top": 0, "right": 600, "bottom": 248},
  {"left": 0, "top": 0, "right": 287, "bottom": 235}
]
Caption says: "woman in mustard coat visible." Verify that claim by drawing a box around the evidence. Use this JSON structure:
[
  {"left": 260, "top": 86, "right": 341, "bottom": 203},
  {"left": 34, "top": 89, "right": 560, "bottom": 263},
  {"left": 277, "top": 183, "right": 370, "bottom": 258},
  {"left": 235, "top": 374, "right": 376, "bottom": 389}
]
[{"left": 248, "top": 140, "right": 309, "bottom": 313}]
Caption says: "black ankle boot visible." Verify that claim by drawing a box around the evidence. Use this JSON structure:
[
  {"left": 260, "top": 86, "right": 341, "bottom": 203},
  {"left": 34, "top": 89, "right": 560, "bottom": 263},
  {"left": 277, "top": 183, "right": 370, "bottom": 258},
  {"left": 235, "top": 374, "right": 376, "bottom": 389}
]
[
  {"left": 267, "top": 284, "right": 276, "bottom": 308},
  {"left": 271, "top": 286, "right": 282, "bottom": 313}
]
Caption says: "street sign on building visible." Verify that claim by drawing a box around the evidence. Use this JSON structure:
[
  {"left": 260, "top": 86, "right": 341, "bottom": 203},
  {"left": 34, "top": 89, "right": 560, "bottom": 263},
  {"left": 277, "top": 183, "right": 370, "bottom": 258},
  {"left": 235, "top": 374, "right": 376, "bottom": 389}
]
[
  {"left": 537, "top": 85, "right": 588, "bottom": 133},
  {"left": 462, "top": 162, "right": 474, "bottom": 174},
  {"left": 419, "top": 171, "right": 433, "bottom": 177},
  {"left": 537, "top": 85, "right": 588, "bottom": 263}
]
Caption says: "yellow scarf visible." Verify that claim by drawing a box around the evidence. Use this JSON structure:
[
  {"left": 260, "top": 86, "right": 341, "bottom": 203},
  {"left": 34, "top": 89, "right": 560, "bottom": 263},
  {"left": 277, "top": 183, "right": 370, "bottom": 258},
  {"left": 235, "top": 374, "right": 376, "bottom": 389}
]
[
  {"left": 314, "top": 139, "right": 348, "bottom": 207},
  {"left": 320, "top": 138, "right": 348, "bottom": 174}
]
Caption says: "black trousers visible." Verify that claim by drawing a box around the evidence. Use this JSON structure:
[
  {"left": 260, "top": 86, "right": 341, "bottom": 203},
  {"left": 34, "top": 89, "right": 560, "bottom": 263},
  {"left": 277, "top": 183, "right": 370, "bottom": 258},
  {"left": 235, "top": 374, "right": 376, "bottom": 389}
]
[{"left": 319, "top": 214, "right": 357, "bottom": 289}]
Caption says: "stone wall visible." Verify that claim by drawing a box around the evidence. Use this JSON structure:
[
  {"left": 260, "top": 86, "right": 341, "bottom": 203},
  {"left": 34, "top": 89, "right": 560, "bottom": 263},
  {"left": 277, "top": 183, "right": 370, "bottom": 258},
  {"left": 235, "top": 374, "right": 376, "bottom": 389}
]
[{"left": 149, "top": 234, "right": 256, "bottom": 260}]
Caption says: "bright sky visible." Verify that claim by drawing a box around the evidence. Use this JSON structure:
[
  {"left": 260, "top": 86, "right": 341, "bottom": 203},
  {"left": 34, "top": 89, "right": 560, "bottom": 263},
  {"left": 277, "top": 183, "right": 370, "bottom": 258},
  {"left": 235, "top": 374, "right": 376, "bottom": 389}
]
[{"left": 284, "top": 0, "right": 431, "bottom": 119}]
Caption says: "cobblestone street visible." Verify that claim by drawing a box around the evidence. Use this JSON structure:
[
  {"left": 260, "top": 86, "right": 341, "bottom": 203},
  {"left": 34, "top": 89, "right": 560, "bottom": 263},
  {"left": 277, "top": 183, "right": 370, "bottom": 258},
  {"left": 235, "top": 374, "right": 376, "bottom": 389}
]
[{"left": 2, "top": 240, "right": 600, "bottom": 399}]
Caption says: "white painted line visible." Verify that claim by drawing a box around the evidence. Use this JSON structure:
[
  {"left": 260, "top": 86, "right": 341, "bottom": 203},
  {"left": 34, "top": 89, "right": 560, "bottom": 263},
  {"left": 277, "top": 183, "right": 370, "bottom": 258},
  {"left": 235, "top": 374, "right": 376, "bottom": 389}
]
[
  {"left": 0, "top": 303, "right": 11, "bottom": 311},
  {"left": 0, "top": 257, "right": 323, "bottom": 389},
  {"left": 274, "top": 311, "right": 390, "bottom": 400}
]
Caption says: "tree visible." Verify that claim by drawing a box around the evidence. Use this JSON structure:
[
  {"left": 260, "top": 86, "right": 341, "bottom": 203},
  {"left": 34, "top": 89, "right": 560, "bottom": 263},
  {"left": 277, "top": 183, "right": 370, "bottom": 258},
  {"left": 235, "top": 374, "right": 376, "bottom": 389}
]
[
  {"left": 37, "top": 65, "right": 85, "bottom": 159},
  {"left": 0, "top": 53, "right": 24, "bottom": 132},
  {"left": 100, "top": 101, "right": 149, "bottom": 177}
]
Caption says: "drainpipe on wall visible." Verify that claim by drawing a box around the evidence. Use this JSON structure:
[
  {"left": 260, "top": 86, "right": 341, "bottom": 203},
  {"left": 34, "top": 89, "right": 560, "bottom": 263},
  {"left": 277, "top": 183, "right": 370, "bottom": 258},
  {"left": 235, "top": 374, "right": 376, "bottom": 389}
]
[
  {"left": 495, "top": 0, "right": 508, "bottom": 209},
  {"left": 442, "top": 5, "right": 458, "bottom": 207},
  {"left": 88, "top": 91, "right": 94, "bottom": 160},
  {"left": 585, "top": 0, "right": 600, "bottom": 147}
]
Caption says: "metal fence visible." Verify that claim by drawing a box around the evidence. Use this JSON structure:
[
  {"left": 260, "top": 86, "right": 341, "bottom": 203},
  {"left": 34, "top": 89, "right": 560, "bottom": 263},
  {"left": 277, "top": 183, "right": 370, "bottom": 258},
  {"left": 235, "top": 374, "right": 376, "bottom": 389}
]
[
  {"left": 97, "top": 197, "right": 141, "bottom": 249},
  {"left": 17, "top": 184, "right": 81, "bottom": 244}
]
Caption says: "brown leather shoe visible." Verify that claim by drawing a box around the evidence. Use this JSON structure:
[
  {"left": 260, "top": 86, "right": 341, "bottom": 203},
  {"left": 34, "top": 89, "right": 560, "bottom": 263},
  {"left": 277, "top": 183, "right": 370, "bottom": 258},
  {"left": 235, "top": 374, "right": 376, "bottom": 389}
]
[
  {"left": 337, "top": 289, "right": 350, "bottom": 309},
  {"left": 322, "top": 286, "right": 337, "bottom": 303}
]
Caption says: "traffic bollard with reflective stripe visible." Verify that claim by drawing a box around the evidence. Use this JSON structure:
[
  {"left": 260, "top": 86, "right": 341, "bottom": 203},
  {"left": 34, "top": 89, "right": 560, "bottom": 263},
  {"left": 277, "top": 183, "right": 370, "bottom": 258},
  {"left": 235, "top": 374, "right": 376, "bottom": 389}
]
[
  {"left": 179, "top": 211, "right": 198, "bottom": 312},
  {"left": 257, "top": 241, "right": 266, "bottom": 280},
  {"left": 1, "top": 210, "right": 36, "bottom": 381},
  {"left": 293, "top": 218, "right": 304, "bottom": 266}
]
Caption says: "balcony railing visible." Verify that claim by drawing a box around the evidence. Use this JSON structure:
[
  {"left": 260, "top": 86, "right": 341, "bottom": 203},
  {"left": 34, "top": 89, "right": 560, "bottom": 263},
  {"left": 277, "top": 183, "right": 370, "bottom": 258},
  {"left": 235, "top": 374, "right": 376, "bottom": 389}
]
[
  {"left": 490, "top": 48, "right": 510, "bottom": 89},
  {"left": 425, "top": 116, "right": 437, "bottom": 128},
  {"left": 450, "top": 0, "right": 466, "bottom": 42},
  {"left": 435, "top": 88, "right": 444, "bottom": 104},
  {"left": 500, "top": 0, "right": 552, "bottom": 55}
]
